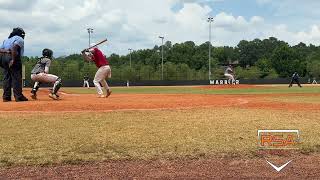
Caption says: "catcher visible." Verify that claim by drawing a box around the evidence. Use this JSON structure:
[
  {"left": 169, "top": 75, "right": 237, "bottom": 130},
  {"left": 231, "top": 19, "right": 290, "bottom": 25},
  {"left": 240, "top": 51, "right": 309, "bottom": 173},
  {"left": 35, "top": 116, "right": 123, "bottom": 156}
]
[{"left": 30, "top": 48, "right": 62, "bottom": 100}]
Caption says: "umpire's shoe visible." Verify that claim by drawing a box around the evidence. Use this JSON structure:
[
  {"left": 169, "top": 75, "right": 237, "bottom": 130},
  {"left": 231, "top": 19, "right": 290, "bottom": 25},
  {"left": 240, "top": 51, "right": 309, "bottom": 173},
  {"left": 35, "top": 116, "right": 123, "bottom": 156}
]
[
  {"left": 3, "top": 97, "right": 11, "bottom": 102},
  {"left": 15, "top": 96, "right": 29, "bottom": 102}
]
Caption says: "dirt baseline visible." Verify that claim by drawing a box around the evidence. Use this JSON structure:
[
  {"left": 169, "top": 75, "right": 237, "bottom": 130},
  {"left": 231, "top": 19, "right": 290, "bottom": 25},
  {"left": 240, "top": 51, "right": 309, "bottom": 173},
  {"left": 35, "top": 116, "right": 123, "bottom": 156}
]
[{"left": 1, "top": 154, "right": 320, "bottom": 179}]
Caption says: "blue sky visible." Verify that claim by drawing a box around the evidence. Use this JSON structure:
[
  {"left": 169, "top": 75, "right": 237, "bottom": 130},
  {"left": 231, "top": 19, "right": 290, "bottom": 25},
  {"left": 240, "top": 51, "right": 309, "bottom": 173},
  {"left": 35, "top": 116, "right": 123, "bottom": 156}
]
[{"left": 1, "top": 0, "right": 320, "bottom": 57}]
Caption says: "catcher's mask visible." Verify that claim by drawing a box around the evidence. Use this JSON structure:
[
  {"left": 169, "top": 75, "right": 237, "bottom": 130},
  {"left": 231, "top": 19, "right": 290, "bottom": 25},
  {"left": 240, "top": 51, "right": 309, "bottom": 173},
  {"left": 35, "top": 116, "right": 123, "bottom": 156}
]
[{"left": 42, "top": 48, "right": 53, "bottom": 59}]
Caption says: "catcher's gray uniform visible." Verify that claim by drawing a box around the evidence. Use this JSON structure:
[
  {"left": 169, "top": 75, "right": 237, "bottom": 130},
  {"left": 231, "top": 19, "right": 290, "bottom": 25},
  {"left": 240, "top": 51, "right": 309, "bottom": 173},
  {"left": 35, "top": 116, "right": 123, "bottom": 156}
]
[
  {"left": 31, "top": 57, "right": 58, "bottom": 82},
  {"left": 30, "top": 56, "right": 61, "bottom": 100}
]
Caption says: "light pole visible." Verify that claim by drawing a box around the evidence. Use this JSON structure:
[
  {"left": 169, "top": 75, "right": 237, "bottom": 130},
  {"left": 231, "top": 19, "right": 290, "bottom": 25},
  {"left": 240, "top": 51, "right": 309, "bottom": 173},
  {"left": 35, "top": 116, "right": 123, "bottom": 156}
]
[
  {"left": 87, "top": 28, "right": 93, "bottom": 48},
  {"left": 128, "top": 48, "right": 132, "bottom": 68},
  {"left": 159, "top": 36, "right": 164, "bottom": 80},
  {"left": 207, "top": 17, "right": 214, "bottom": 80}
]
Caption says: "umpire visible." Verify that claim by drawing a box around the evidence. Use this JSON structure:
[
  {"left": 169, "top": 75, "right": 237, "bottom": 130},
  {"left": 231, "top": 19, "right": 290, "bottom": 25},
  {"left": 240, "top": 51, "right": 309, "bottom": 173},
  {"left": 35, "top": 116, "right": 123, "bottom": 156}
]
[
  {"left": 289, "top": 72, "right": 302, "bottom": 88},
  {"left": 0, "top": 27, "right": 28, "bottom": 102}
]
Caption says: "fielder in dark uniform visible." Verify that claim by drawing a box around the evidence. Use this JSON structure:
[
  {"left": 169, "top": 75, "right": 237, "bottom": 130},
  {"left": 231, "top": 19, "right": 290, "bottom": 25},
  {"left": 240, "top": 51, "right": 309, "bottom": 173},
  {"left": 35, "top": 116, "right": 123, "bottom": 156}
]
[
  {"left": 289, "top": 72, "right": 302, "bottom": 87},
  {"left": 0, "top": 27, "right": 28, "bottom": 102}
]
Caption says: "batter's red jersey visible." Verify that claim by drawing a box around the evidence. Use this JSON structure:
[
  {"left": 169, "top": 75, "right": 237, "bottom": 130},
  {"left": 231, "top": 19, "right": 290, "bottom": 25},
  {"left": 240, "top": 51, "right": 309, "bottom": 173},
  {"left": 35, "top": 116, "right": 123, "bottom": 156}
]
[{"left": 92, "top": 48, "right": 109, "bottom": 68}]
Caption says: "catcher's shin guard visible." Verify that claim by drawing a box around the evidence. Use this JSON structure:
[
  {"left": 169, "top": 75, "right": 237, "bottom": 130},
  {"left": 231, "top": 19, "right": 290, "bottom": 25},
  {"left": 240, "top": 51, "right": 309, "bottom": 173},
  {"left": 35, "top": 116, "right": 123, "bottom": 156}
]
[
  {"left": 31, "top": 82, "right": 41, "bottom": 94},
  {"left": 52, "top": 77, "right": 62, "bottom": 94},
  {"left": 31, "top": 82, "right": 41, "bottom": 99}
]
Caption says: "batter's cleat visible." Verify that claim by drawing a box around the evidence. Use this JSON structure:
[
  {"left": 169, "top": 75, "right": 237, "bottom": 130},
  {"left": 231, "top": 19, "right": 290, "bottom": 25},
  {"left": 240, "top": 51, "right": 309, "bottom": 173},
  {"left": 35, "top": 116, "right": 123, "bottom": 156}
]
[
  {"left": 49, "top": 93, "right": 59, "bottom": 100},
  {"left": 98, "top": 95, "right": 106, "bottom": 98},
  {"left": 106, "top": 89, "right": 112, "bottom": 98},
  {"left": 30, "top": 93, "right": 37, "bottom": 100}
]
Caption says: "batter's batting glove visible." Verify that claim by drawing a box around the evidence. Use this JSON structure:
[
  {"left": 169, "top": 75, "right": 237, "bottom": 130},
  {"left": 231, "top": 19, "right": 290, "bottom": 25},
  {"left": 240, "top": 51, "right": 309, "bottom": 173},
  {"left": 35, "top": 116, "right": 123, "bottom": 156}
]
[{"left": 81, "top": 49, "right": 89, "bottom": 54}]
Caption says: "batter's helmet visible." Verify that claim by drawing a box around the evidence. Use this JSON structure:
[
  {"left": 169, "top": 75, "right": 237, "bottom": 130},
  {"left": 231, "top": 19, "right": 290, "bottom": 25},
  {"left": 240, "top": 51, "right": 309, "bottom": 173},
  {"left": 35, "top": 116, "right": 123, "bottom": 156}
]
[{"left": 42, "top": 48, "right": 53, "bottom": 58}]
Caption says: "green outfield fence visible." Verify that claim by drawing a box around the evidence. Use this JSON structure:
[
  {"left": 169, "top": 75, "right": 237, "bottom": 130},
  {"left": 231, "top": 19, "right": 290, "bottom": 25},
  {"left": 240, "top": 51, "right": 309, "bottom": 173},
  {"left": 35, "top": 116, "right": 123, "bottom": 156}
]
[{"left": 0, "top": 64, "right": 315, "bottom": 87}]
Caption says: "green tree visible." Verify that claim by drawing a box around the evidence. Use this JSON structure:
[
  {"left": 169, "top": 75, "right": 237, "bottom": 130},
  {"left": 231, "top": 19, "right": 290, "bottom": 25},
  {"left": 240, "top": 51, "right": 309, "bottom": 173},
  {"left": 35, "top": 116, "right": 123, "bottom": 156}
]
[
  {"left": 108, "top": 53, "right": 121, "bottom": 67},
  {"left": 234, "top": 66, "right": 262, "bottom": 79},
  {"left": 306, "top": 50, "right": 320, "bottom": 77},
  {"left": 237, "top": 39, "right": 264, "bottom": 67},
  {"left": 307, "top": 61, "right": 320, "bottom": 78},
  {"left": 271, "top": 44, "right": 301, "bottom": 77},
  {"left": 255, "top": 58, "right": 273, "bottom": 78},
  {"left": 163, "top": 62, "right": 177, "bottom": 80},
  {"left": 265, "top": 69, "right": 279, "bottom": 79}
]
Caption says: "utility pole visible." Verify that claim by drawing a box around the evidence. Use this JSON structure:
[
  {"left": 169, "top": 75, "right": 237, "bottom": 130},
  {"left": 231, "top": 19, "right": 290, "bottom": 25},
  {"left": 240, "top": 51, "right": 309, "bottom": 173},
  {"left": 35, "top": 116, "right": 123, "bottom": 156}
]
[
  {"left": 87, "top": 28, "right": 93, "bottom": 48},
  {"left": 207, "top": 17, "right": 214, "bottom": 80},
  {"left": 159, "top": 36, "right": 164, "bottom": 80},
  {"left": 128, "top": 48, "right": 132, "bottom": 68}
]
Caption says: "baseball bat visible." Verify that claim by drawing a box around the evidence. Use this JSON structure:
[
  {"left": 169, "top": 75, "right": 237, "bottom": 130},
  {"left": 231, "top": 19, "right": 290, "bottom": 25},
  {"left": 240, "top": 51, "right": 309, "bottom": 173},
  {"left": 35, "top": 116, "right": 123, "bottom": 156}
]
[{"left": 82, "top": 38, "right": 108, "bottom": 52}]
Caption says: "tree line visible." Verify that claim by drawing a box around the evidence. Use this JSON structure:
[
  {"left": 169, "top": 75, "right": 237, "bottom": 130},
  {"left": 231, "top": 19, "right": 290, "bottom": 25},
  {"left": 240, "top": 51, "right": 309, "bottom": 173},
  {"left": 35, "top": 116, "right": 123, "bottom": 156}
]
[{"left": 19, "top": 37, "right": 320, "bottom": 81}]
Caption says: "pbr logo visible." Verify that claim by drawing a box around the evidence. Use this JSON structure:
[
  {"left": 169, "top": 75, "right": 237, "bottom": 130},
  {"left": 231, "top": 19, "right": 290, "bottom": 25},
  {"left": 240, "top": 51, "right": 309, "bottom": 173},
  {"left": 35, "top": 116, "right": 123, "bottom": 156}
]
[{"left": 258, "top": 130, "right": 300, "bottom": 149}]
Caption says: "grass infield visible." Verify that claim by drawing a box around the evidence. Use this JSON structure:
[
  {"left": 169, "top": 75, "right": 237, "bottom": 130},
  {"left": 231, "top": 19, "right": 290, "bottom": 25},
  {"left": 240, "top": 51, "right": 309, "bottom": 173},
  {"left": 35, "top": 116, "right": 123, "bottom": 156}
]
[{"left": 0, "top": 108, "right": 319, "bottom": 167}]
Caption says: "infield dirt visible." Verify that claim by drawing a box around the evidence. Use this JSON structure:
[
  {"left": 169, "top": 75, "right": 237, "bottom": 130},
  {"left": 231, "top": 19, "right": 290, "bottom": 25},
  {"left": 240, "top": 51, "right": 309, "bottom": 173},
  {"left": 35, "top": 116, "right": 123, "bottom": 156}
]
[{"left": 0, "top": 88, "right": 319, "bottom": 112}]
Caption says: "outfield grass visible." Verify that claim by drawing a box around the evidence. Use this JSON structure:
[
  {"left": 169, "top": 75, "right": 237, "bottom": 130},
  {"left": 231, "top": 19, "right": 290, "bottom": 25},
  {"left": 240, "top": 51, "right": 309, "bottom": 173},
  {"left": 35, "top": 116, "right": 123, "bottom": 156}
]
[
  {"left": 0, "top": 85, "right": 318, "bottom": 95},
  {"left": 0, "top": 108, "right": 319, "bottom": 167},
  {"left": 63, "top": 86, "right": 320, "bottom": 95}
]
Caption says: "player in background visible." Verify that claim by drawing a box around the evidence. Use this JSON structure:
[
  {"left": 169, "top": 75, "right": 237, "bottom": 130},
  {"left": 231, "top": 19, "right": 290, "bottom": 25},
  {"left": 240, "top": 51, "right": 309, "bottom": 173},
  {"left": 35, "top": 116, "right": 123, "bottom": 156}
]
[
  {"left": 30, "top": 48, "right": 62, "bottom": 100},
  {"left": 81, "top": 43, "right": 112, "bottom": 98},
  {"left": 288, "top": 72, "right": 302, "bottom": 88},
  {"left": 224, "top": 65, "right": 235, "bottom": 84},
  {"left": 83, "top": 74, "right": 90, "bottom": 88},
  {"left": 312, "top": 77, "right": 318, "bottom": 84}
]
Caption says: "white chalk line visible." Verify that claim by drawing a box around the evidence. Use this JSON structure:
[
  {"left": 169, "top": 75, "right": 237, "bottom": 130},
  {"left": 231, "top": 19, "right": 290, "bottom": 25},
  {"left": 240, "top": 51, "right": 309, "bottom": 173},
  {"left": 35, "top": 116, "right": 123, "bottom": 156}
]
[{"left": 59, "top": 92, "right": 81, "bottom": 96}]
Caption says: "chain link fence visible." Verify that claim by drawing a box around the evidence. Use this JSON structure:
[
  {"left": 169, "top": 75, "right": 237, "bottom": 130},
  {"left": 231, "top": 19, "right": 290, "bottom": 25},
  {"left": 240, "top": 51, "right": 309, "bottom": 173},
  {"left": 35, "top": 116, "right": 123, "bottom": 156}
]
[{"left": 0, "top": 64, "right": 210, "bottom": 84}]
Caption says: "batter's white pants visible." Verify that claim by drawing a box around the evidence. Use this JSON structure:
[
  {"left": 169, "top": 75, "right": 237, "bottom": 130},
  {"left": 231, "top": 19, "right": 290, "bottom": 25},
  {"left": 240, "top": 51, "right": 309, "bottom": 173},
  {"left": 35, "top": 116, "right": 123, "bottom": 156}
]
[
  {"left": 224, "top": 73, "right": 235, "bottom": 84},
  {"left": 31, "top": 73, "right": 58, "bottom": 83},
  {"left": 93, "top": 65, "right": 111, "bottom": 95}
]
